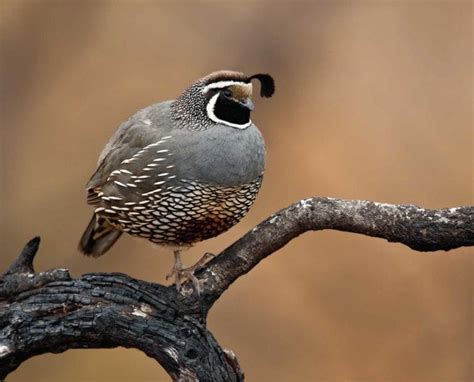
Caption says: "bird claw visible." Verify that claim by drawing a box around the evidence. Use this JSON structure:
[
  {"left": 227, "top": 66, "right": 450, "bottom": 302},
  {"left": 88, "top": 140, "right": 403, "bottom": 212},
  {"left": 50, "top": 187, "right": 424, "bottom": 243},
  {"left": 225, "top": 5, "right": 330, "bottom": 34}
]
[
  {"left": 167, "top": 252, "right": 216, "bottom": 295},
  {"left": 166, "top": 267, "right": 200, "bottom": 294}
]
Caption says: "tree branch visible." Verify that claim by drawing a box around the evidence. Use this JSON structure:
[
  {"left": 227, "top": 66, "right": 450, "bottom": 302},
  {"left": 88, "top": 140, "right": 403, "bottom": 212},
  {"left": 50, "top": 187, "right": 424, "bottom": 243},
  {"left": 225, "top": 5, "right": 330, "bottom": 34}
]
[
  {"left": 0, "top": 239, "right": 242, "bottom": 381},
  {"left": 1, "top": 198, "right": 472, "bottom": 381},
  {"left": 196, "top": 198, "right": 473, "bottom": 308}
]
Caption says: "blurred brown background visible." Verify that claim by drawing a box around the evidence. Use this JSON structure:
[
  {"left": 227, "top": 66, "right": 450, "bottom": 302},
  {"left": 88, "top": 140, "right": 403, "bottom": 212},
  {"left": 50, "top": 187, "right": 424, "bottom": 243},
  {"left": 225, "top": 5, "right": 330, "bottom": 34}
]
[{"left": 1, "top": 1, "right": 472, "bottom": 381}]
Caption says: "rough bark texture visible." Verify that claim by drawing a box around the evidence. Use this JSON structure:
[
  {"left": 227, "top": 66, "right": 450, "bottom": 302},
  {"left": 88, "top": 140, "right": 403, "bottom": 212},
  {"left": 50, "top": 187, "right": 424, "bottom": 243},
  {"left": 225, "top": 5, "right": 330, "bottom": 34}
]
[{"left": 1, "top": 198, "right": 473, "bottom": 381}]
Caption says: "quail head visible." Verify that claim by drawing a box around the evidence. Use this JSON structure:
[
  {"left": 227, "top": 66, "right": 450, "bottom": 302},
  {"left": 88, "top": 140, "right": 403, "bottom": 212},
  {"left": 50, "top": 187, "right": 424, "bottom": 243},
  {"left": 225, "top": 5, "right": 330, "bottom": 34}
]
[{"left": 79, "top": 70, "right": 275, "bottom": 289}]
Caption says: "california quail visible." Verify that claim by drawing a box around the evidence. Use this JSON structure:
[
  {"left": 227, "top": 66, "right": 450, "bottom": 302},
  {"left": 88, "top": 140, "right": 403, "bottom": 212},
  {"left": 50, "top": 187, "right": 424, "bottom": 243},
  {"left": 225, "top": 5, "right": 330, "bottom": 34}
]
[{"left": 79, "top": 70, "right": 274, "bottom": 288}]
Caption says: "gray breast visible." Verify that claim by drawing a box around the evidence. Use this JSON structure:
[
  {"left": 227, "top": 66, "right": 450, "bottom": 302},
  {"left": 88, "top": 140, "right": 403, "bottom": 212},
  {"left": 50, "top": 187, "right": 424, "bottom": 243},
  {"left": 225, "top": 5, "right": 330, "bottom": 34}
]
[{"left": 169, "top": 121, "right": 266, "bottom": 187}]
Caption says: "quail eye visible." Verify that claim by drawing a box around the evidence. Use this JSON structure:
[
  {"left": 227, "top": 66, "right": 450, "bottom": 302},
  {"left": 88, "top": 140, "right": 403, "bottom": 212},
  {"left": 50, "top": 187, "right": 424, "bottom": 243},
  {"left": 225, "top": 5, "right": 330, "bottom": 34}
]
[{"left": 222, "top": 89, "right": 232, "bottom": 98}]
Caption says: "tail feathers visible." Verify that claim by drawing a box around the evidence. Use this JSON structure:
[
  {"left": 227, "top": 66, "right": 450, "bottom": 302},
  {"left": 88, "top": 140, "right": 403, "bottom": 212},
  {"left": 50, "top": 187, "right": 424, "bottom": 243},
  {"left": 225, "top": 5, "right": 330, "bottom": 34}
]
[{"left": 79, "top": 215, "right": 122, "bottom": 257}]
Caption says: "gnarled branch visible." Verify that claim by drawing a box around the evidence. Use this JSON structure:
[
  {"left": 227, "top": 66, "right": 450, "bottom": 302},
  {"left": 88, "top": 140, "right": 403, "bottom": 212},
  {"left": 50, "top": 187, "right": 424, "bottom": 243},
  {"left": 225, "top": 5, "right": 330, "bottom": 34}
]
[
  {"left": 0, "top": 198, "right": 472, "bottom": 381},
  {"left": 196, "top": 198, "right": 473, "bottom": 309}
]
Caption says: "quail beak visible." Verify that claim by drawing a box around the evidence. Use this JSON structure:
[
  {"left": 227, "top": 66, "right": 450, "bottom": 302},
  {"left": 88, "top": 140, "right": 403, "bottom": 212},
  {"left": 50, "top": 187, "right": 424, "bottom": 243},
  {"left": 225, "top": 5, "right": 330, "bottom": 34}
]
[{"left": 239, "top": 97, "right": 254, "bottom": 111}]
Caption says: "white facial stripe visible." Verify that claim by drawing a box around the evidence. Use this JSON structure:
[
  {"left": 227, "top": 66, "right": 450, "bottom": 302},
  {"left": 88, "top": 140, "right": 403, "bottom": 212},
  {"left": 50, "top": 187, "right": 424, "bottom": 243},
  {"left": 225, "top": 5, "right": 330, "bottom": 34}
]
[
  {"left": 206, "top": 93, "right": 252, "bottom": 129},
  {"left": 202, "top": 80, "right": 251, "bottom": 93}
]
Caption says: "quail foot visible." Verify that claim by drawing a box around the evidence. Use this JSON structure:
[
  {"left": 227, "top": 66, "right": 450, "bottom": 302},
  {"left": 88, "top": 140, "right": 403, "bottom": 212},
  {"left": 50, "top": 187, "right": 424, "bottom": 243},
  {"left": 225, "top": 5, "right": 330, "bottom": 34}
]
[
  {"left": 165, "top": 250, "right": 215, "bottom": 294},
  {"left": 79, "top": 70, "right": 275, "bottom": 291}
]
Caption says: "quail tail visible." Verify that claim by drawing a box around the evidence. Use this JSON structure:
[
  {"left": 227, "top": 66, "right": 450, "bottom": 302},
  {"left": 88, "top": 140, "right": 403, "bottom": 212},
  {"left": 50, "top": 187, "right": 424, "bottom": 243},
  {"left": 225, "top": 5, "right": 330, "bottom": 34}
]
[{"left": 79, "top": 215, "right": 122, "bottom": 257}]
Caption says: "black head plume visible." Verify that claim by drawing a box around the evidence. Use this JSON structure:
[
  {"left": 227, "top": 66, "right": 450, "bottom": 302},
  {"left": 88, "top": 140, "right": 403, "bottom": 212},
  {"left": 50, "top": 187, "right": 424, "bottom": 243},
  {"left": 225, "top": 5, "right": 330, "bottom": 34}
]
[{"left": 248, "top": 74, "right": 275, "bottom": 98}]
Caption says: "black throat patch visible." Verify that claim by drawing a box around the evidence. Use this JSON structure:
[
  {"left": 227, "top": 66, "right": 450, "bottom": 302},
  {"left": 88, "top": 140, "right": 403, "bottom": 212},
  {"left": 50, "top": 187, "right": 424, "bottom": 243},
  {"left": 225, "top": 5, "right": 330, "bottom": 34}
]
[{"left": 214, "top": 93, "right": 251, "bottom": 125}]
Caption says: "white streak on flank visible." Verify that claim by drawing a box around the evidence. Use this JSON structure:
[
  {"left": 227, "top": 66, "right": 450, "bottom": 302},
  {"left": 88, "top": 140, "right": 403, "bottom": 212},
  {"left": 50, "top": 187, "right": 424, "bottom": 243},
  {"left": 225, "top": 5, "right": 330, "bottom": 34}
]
[
  {"left": 202, "top": 80, "right": 251, "bottom": 93},
  {"left": 98, "top": 192, "right": 104, "bottom": 197},
  {"left": 101, "top": 196, "right": 111, "bottom": 201},
  {"left": 139, "top": 200, "right": 149, "bottom": 204},
  {"left": 124, "top": 202, "right": 136, "bottom": 206},
  {"left": 153, "top": 158, "right": 166, "bottom": 162},
  {"left": 120, "top": 139, "right": 168, "bottom": 166},
  {"left": 142, "top": 119, "right": 152, "bottom": 126},
  {"left": 118, "top": 219, "right": 131, "bottom": 224},
  {"left": 108, "top": 196, "right": 122, "bottom": 201},
  {"left": 156, "top": 149, "right": 169, "bottom": 153},
  {"left": 142, "top": 168, "right": 154, "bottom": 172},
  {"left": 206, "top": 93, "right": 252, "bottom": 129},
  {"left": 147, "top": 163, "right": 159, "bottom": 167},
  {"left": 131, "top": 140, "right": 165, "bottom": 160},
  {"left": 154, "top": 181, "right": 166, "bottom": 185},
  {"left": 126, "top": 183, "right": 137, "bottom": 188},
  {"left": 166, "top": 165, "right": 175, "bottom": 169},
  {"left": 94, "top": 207, "right": 105, "bottom": 213},
  {"left": 138, "top": 175, "right": 151, "bottom": 179},
  {"left": 120, "top": 169, "right": 133, "bottom": 174},
  {"left": 167, "top": 175, "right": 176, "bottom": 179},
  {"left": 105, "top": 209, "right": 116, "bottom": 214},
  {"left": 111, "top": 206, "right": 129, "bottom": 211},
  {"left": 141, "top": 189, "right": 162, "bottom": 196},
  {"left": 110, "top": 170, "right": 121, "bottom": 176},
  {"left": 158, "top": 173, "right": 169, "bottom": 177},
  {"left": 162, "top": 135, "right": 172, "bottom": 140},
  {"left": 114, "top": 181, "right": 128, "bottom": 188}
]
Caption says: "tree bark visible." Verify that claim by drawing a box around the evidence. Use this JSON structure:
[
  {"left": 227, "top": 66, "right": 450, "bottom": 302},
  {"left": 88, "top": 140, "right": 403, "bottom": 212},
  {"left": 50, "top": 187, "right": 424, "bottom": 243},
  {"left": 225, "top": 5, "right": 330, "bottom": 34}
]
[{"left": 1, "top": 198, "right": 472, "bottom": 381}]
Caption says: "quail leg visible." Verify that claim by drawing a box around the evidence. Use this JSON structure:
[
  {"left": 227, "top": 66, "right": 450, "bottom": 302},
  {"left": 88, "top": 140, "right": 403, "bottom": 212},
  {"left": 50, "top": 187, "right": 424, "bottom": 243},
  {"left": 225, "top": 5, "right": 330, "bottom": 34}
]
[{"left": 166, "top": 251, "right": 215, "bottom": 294}]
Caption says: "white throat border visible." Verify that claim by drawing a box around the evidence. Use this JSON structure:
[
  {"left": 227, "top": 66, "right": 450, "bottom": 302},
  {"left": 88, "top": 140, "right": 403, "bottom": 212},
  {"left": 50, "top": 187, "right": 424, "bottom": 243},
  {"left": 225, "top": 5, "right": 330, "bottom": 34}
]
[{"left": 206, "top": 93, "right": 252, "bottom": 130}]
